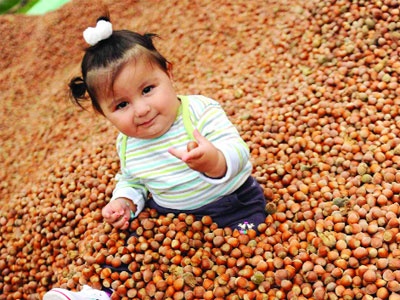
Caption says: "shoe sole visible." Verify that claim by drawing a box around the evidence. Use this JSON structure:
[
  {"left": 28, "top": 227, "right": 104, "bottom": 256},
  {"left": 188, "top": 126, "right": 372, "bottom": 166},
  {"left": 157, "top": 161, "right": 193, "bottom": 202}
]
[{"left": 43, "top": 290, "right": 73, "bottom": 300}]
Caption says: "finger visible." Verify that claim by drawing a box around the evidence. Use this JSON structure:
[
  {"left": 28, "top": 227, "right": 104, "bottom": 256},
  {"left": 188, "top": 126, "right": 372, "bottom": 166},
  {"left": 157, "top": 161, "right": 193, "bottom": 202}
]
[
  {"left": 112, "top": 213, "right": 130, "bottom": 229},
  {"left": 108, "top": 208, "right": 124, "bottom": 223},
  {"left": 192, "top": 129, "right": 206, "bottom": 144},
  {"left": 120, "top": 221, "right": 130, "bottom": 230},
  {"left": 102, "top": 209, "right": 110, "bottom": 219},
  {"left": 102, "top": 206, "right": 117, "bottom": 220},
  {"left": 181, "top": 147, "right": 205, "bottom": 164},
  {"left": 168, "top": 147, "right": 185, "bottom": 160}
]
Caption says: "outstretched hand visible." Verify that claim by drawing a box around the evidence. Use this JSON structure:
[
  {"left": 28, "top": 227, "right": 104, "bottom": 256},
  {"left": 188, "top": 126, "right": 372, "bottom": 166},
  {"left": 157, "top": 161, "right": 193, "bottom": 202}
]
[
  {"left": 168, "top": 129, "right": 227, "bottom": 178},
  {"left": 102, "top": 198, "right": 136, "bottom": 230}
]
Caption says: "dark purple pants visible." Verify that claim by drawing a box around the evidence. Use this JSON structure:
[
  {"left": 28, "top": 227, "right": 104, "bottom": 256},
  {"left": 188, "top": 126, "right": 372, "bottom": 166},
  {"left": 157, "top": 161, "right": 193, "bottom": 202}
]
[{"left": 147, "top": 176, "right": 266, "bottom": 233}]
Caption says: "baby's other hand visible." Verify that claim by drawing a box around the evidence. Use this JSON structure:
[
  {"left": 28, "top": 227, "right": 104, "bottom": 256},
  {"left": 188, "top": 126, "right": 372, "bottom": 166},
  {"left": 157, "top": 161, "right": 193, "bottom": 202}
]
[{"left": 102, "top": 197, "right": 136, "bottom": 230}]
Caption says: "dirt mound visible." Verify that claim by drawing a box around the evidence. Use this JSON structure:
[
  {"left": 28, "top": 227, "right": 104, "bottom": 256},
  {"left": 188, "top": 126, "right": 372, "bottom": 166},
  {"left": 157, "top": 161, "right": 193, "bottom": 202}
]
[{"left": 1, "top": 0, "right": 400, "bottom": 299}]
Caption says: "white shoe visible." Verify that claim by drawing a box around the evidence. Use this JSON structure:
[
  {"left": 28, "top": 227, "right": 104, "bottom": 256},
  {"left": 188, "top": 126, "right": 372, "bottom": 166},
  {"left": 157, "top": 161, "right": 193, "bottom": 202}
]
[{"left": 43, "top": 285, "right": 110, "bottom": 300}]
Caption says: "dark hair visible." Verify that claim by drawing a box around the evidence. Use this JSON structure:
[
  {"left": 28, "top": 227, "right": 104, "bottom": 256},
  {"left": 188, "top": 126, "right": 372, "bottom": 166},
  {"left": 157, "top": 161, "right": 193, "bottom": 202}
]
[{"left": 69, "top": 16, "right": 170, "bottom": 115}]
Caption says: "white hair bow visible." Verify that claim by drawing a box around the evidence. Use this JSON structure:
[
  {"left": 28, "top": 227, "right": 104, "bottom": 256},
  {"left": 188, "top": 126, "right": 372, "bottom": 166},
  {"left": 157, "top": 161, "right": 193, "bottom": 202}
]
[{"left": 83, "top": 20, "right": 113, "bottom": 46}]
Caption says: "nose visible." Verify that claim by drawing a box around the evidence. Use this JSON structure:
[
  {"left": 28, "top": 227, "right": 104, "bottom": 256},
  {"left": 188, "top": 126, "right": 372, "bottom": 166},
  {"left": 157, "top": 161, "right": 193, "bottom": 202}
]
[{"left": 133, "top": 99, "right": 150, "bottom": 118}]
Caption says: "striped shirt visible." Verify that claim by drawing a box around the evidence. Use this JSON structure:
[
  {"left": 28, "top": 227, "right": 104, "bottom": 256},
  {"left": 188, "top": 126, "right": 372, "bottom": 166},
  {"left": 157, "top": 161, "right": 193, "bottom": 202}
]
[{"left": 111, "top": 95, "right": 252, "bottom": 212}]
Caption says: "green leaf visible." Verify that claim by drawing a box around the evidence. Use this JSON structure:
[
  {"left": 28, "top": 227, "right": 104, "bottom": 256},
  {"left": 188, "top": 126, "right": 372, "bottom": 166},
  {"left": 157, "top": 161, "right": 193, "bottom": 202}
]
[
  {"left": 16, "top": 0, "right": 40, "bottom": 13},
  {"left": 0, "top": 0, "right": 20, "bottom": 14}
]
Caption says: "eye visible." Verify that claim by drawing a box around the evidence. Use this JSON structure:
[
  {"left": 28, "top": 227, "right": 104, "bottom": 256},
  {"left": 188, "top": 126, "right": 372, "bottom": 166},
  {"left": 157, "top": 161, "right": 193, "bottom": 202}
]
[
  {"left": 116, "top": 101, "right": 128, "bottom": 110},
  {"left": 142, "top": 85, "right": 154, "bottom": 95}
]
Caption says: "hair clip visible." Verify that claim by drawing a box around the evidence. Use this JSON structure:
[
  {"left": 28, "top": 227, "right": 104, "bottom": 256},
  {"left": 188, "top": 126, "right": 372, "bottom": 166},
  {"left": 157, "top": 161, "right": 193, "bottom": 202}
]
[{"left": 83, "top": 20, "right": 113, "bottom": 46}]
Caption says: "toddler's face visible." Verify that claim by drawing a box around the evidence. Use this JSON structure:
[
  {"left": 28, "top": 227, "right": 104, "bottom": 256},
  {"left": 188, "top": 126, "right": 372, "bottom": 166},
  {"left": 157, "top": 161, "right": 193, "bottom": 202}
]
[{"left": 98, "top": 58, "right": 180, "bottom": 139}]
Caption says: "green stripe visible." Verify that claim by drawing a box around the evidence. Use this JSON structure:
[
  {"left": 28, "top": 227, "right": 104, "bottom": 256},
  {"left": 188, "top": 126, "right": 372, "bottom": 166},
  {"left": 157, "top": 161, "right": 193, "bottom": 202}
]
[
  {"left": 139, "top": 164, "right": 187, "bottom": 179},
  {"left": 180, "top": 96, "right": 195, "bottom": 140},
  {"left": 160, "top": 183, "right": 211, "bottom": 200},
  {"left": 120, "top": 134, "right": 127, "bottom": 168},
  {"left": 117, "top": 182, "right": 147, "bottom": 192},
  {"left": 197, "top": 107, "right": 220, "bottom": 130},
  {"left": 125, "top": 135, "right": 188, "bottom": 161}
]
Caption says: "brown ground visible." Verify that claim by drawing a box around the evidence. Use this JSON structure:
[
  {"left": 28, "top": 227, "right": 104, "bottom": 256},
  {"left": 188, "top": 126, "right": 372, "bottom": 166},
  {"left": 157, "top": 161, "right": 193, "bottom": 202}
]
[{"left": 1, "top": 0, "right": 400, "bottom": 299}]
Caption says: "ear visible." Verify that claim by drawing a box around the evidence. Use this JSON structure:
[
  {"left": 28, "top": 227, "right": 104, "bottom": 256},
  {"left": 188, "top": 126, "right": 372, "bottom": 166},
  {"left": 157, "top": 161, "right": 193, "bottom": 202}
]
[{"left": 167, "top": 62, "right": 174, "bottom": 80}]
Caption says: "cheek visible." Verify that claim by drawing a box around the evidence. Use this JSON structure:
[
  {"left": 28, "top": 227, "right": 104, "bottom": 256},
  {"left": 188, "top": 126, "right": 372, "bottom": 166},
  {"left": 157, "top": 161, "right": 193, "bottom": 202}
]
[
  {"left": 118, "top": 115, "right": 132, "bottom": 128},
  {"left": 108, "top": 115, "right": 128, "bottom": 129}
]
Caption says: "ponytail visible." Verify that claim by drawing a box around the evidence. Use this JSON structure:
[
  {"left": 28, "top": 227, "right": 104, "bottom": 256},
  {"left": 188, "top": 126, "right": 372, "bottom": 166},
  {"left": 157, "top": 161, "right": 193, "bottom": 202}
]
[{"left": 68, "top": 76, "right": 88, "bottom": 109}]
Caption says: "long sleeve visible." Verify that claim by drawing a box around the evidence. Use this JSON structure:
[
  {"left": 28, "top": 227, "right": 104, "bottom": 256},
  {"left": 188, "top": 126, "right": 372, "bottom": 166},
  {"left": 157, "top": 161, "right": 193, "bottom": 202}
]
[
  {"left": 189, "top": 96, "right": 251, "bottom": 184},
  {"left": 110, "top": 133, "right": 148, "bottom": 215}
]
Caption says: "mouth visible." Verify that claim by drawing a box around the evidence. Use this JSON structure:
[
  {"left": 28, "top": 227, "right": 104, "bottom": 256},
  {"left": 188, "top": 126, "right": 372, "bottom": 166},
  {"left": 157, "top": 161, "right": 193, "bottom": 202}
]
[{"left": 138, "top": 115, "right": 156, "bottom": 127}]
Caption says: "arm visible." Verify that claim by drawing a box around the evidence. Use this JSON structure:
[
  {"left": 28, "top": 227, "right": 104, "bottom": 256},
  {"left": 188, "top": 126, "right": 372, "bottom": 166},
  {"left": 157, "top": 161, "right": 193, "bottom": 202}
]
[
  {"left": 169, "top": 100, "right": 250, "bottom": 183},
  {"left": 102, "top": 181, "right": 146, "bottom": 230},
  {"left": 102, "top": 134, "right": 147, "bottom": 229}
]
